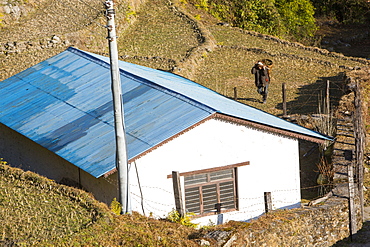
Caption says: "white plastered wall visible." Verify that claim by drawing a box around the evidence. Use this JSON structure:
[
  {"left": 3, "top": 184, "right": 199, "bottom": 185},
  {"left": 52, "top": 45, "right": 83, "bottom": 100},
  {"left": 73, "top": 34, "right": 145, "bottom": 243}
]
[
  {"left": 130, "top": 118, "right": 301, "bottom": 226},
  {"left": 0, "top": 123, "right": 119, "bottom": 205}
]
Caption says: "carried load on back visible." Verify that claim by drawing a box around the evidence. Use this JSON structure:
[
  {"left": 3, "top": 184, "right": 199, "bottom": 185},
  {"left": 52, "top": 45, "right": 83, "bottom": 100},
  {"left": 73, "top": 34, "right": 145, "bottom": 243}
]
[{"left": 251, "top": 58, "right": 273, "bottom": 104}]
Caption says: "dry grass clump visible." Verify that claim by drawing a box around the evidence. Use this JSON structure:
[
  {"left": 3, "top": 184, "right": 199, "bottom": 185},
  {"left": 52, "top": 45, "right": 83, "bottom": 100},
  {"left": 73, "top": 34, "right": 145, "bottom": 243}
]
[
  {"left": 0, "top": 159, "right": 200, "bottom": 246},
  {"left": 0, "top": 159, "right": 110, "bottom": 245},
  {"left": 118, "top": 0, "right": 200, "bottom": 62},
  {"left": 0, "top": 0, "right": 105, "bottom": 43},
  {"left": 208, "top": 26, "right": 367, "bottom": 68}
]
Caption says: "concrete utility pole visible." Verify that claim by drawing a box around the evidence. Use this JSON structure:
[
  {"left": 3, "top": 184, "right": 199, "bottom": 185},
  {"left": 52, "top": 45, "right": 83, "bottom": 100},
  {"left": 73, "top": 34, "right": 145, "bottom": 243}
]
[{"left": 104, "top": 0, "right": 131, "bottom": 214}]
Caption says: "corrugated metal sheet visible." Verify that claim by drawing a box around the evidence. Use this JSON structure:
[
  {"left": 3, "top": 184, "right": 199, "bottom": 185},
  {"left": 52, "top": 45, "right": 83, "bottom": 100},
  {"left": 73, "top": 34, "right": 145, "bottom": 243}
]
[
  {"left": 0, "top": 48, "right": 213, "bottom": 178},
  {"left": 0, "top": 47, "right": 331, "bottom": 178},
  {"left": 77, "top": 48, "right": 333, "bottom": 141}
]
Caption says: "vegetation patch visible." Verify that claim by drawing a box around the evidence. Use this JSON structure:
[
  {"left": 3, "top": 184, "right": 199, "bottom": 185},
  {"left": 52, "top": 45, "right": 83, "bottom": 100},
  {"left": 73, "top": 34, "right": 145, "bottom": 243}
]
[
  {"left": 118, "top": 0, "right": 200, "bottom": 62},
  {"left": 0, "top": 159, "right": 109, "bottom": 245}
]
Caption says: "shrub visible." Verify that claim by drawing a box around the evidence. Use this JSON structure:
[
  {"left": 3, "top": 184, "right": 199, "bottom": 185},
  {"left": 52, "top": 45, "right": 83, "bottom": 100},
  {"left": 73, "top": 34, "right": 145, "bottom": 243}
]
[
  {"left": 110, "top": 198, "right": 122, "bottom": 215},
  {"left": 189, "top": 0, "right": 317, "bottom": 41},
  {"left": 167, "top": 209, "right": 198, "bottom": 228}
]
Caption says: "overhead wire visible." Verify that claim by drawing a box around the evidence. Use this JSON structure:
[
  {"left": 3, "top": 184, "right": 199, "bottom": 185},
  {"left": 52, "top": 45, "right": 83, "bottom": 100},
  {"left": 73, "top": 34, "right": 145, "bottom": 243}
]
[{"left": 134, "top": 161, "right": 146, "bottom": 216}]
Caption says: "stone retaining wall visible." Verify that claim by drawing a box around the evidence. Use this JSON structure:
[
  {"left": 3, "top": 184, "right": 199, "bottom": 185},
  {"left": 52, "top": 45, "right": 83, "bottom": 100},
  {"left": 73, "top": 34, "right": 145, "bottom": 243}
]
[{"left": 232, "top": 197, "right": 351, "bottom": 246}]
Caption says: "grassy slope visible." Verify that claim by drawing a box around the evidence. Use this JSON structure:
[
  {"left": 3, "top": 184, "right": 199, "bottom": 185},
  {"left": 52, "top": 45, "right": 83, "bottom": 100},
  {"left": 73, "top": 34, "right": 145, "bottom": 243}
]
[
  {"left": 0, "top": 160, "right": 199, "bottom": 246},
  {"left": 1, "top": 0, "right": 370, "bottom": 245}
]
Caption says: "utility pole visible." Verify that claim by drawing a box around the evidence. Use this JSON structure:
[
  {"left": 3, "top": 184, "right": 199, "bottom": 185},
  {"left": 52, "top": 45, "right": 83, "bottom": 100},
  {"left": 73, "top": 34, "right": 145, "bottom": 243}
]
[{"left": 104, "top": 0, "right": 131, "bottom": 214}]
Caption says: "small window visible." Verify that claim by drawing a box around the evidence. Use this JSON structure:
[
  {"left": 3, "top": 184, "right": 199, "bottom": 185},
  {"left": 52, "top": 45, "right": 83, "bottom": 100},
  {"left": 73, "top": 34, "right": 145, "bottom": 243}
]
[{"left": 184, "top": 168, "right": 237, "bottom": 215}]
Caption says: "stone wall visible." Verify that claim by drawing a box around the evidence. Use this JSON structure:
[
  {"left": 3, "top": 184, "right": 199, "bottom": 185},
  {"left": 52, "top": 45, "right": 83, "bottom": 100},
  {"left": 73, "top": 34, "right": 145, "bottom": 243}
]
[
  {"left": 199, "top": 197, "right": 354, "bottom": 246},
  {"left": 234, "top": 197, "right": 351, "bottom": 246}
]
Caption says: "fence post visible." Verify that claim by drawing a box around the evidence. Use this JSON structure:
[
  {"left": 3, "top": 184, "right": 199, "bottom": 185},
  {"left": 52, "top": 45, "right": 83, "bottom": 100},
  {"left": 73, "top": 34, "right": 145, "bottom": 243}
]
[
  {"left": 348, "top": 165, "right": 357, "bottom": 238},
  {"left": 264, "top": 192, "right": 272, "bottom": 213},
  {"left": 282, "top": 83, "right": 287, "bottom": 117},
  {"left": 234, "top": 87, "right": 237, "bottom": 100},
  {"left": 172, "top": 171, "right": 185, "bottom": 217},
  {"left": 354, "top": 79, "right": 365, "bottom": 222},
  {"left": 326, "top": 80, "right": 330, "bottom": 115}
]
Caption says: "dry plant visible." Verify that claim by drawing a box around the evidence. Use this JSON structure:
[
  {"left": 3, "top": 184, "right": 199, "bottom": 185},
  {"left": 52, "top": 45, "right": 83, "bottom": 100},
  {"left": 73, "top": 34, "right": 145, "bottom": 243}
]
[
  {"left": 316, "top": 156, "right": 335, "bottom": 196},
  {"left": 309, "top": 94, "right": 336, "bottom": 196}
]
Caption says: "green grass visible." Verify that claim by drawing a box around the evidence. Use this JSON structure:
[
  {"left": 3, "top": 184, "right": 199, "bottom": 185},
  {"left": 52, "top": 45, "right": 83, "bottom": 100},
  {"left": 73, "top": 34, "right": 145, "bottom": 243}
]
[
  {"left": 0, "top": 160, "right": 107, "bottom": 245},
  {"left": 0, "top": 160, "right": 199, "bottom": 246},
  {"left": 209, "top": 26, "right": 367, "bottom": 68},
  {"left": 118, "top": 0, "right": 200, "bottom": 62}
]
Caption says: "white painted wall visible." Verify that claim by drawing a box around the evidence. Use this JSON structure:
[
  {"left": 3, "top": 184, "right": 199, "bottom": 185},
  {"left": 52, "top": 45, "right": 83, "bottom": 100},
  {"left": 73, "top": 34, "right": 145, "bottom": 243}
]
[
  {"left": 1, "top": 117, "right": 301, "bottom": 225},
  {"left": 129, "top": 118, "right": 301, "bottom": 226},
  {"left": 0, "top": 123, "right": 118, "bottom": 205}
]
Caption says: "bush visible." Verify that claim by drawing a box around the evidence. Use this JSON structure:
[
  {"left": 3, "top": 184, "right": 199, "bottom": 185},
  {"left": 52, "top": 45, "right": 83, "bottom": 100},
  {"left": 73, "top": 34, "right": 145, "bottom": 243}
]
[
  {"left": 110, "top": 198, "right": 122, "bottom": 215},
  {"left": 275, "top": 0, "right": 317, "bottom": 40},
  {"left": 167, "top": 210, "right": 198, "bottom": 228},
  {"left": 189, "top": 0, "right": 317, "bottom": 41}
]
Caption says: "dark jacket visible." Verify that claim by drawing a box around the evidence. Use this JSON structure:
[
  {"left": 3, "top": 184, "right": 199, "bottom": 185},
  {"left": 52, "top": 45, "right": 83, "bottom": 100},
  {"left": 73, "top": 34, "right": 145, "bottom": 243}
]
[{"left": 251, "top": 65, "right": 270, "bottom": 87}]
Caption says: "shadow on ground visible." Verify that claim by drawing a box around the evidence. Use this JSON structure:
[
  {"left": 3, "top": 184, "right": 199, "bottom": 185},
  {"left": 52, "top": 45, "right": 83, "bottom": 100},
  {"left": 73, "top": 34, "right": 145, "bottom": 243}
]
[
  {"left": 276, "top": 73, "right": 348, "bottom": 115},
  {"left": 332, "top": 221, "right": 370, "bottom": 246}
]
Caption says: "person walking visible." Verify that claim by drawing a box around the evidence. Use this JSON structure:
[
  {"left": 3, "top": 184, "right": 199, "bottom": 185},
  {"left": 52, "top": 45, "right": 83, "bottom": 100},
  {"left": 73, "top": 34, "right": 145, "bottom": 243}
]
[{"left": 251, "top": 61, "right": 270, "bottom": 103}]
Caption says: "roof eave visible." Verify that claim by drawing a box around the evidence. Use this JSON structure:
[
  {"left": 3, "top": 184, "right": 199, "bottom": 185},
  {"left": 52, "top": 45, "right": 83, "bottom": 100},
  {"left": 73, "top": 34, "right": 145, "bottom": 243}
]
[
  {"left": 214, "top": 113, "right": 333, "bottom": 144},
  {"left": 102, "top": 112, "right": 332, "bottom": 177}
]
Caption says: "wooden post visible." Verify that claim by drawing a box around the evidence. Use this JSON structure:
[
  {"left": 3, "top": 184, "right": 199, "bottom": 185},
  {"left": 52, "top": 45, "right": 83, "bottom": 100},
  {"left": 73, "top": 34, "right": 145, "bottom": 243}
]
[
  {"left": 172, "top": 171, "right": 185, "bottom": 217},
  {"left": 264, "top": 192, "right": 272, "bottom": 213},
  {"left": 326, "top": 80, "right": 330, "bottom": 115},
  {"left": 282, "top": 83, "right": 287, "bottom": 117},
  {"left": 348, "top": 165, "right": 357, "bottom": 238},
  {"left": 234, "top": 87, "right": 237, "bottom": 100},
  {"left": 354, "top": 79, "right": 365, "bottom": 222}
]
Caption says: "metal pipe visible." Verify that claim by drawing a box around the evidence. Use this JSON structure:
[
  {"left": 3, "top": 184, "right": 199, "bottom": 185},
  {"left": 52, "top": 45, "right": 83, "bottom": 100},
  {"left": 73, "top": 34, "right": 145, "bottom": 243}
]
[{"left": 104, "top": 0, "right": 131, "bottom": 214}]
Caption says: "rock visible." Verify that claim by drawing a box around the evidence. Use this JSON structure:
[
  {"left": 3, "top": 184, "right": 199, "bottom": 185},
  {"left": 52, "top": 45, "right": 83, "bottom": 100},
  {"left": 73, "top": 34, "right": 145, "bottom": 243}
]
[
  {"left": 196, "top": 239, "right": 210, "bottom": 246},
  {"left": 3, "top": 4, "right": 21, "bottom": 18},
  {"left": 322, "top": 40, "right": 330, "bottom": 45},
  {"left": 204, "top": 230, "right": 230, "bottom": 245},
  {"left": 5, "top": 42, "right": 15, "bottom": 50},
  {"left": 3, "top": 5, "right": 11, "bottom": 14},
  {"left": 12, "top": 5, "right": 21, "bottom": 18},
  {"left": 51, "top": 35, "right": 61, "bottom": 43}
]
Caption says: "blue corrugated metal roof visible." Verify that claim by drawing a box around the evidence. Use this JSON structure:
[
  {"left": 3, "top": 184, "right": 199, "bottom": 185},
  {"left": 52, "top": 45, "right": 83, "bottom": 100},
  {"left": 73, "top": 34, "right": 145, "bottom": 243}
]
[{"left": 0, "top": 47, "right": 331, "bottom": 178}]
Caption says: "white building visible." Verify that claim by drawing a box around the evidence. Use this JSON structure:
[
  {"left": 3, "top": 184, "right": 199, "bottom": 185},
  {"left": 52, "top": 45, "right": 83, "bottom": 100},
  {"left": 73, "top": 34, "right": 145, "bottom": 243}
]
[{"left": 0, "top": 47, "right": 331, "bottom": 226}]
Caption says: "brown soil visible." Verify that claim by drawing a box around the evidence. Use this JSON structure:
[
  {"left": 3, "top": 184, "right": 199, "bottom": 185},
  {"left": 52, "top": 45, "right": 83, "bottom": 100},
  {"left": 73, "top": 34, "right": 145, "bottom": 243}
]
[{"left": 316, "top": 20, "right": 370, "bottom": 59}]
